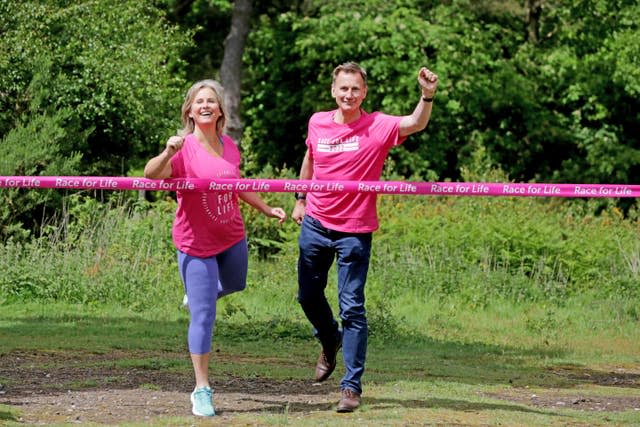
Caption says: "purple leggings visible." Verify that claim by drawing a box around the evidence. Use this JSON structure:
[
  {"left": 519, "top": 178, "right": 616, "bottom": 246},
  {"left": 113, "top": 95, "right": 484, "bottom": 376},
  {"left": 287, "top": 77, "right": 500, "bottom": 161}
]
[{"left": 178, "top": 238, "right": 248, "bottom": 354}]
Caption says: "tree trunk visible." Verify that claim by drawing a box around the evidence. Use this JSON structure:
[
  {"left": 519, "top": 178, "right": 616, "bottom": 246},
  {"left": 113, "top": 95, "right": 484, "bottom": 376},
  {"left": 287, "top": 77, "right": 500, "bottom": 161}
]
[
  {"left": 220, "top": 0, "right": 252, "bottom": 142},
  {"left": 526, "top": 0, "right": 542, "bottom": 44}
]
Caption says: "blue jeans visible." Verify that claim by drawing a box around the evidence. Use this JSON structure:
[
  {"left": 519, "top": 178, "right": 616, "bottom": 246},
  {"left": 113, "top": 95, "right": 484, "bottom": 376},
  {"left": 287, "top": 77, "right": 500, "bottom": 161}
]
[{"left": 297, "top": 215, "right": 372, "bottom": 394}]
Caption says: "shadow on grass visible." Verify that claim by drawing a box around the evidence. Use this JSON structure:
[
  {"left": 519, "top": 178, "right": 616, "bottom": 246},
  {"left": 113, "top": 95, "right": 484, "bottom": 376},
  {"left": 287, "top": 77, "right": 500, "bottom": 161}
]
[
  {"left": 367, "top": 396, "right": 553, "bottom": 415},
  {"left": 211, "top": 396, "right": 554, "bottom": 417},
  {"left": 0, "top": 409, "right": 19, "bottom": 423},
  {"left": 216, "top": 399, "right": 334, "bottom": 415}
]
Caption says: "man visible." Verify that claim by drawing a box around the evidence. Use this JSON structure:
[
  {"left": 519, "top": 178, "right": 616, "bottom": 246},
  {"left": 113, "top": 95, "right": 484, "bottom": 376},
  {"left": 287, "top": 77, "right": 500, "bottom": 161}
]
[{"left": 291, "top": 62, "right": 438, "bottom": 412}]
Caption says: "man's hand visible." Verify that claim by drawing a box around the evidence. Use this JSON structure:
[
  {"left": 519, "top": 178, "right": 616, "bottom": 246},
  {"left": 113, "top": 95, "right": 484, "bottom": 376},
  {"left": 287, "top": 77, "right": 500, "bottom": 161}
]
[
  {"left": 291, "top": 201, "right": 306, "bottom": 225},
  {"left": 418, "top": 67, "right": 438, "bottom": 98}
]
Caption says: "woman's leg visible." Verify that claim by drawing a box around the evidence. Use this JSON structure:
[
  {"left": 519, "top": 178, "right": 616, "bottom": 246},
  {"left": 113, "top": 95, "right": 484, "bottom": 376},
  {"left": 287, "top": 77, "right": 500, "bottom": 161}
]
[
  {"left": 178, "top": 251, "right": 219, "bottom": 388},
  {"left": 216, "top": 238, "right": 249, "bottom": 299}
]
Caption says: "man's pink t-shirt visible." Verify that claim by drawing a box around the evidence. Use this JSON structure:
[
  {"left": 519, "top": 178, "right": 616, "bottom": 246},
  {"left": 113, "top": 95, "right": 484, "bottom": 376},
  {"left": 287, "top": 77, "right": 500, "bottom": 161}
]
[
  {"left": 170, "top": 133, "right": 245, "bottom": 257},
  {"left": 305, "top": 110, "right": 406, "bottom": 233}
]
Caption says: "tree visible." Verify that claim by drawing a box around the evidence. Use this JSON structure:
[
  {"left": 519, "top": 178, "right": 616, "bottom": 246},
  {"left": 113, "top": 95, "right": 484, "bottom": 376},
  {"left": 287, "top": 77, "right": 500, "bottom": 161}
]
[
  {"left": 0, "top": 1, "right": 191, "bottom": 175},
  {"left": 0, "top": 0, "right": 192, "bottom": 240},
  {"left": 239, "top": 0, "right": 639, "bottom": 194},
  {"left": 538, "top": 0, "right": 640, "bottom": 185},
  {"left": 220, "top": 0, "right": 253, "bottom": 141},
  {"left": 158, "top": 0, "right": 232, "bottom": 81}
]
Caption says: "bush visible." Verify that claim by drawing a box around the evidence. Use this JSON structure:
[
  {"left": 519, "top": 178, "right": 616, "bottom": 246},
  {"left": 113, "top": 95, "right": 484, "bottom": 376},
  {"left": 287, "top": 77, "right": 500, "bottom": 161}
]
[
  {"left": 371, "top": 194, "right": 639, "bottom": 305},
  {"left": 0, "top": 191, "right": 637, "bottom": 314},
  {"left": 0, "top": 194, "right": 180, "bottom": 310}
]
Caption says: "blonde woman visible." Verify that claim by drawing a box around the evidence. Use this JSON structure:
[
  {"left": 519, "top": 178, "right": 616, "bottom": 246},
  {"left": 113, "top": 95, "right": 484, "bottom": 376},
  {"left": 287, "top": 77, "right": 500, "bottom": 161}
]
[{"left": 145, "top": 80, "right": 286, "bottom": 416}]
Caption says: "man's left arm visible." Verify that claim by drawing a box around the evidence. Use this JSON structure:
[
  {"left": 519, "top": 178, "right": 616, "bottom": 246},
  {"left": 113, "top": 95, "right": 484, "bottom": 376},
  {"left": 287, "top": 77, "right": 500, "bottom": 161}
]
[{"left": 399, "top": 67, "right": 439, "bottom": 138}]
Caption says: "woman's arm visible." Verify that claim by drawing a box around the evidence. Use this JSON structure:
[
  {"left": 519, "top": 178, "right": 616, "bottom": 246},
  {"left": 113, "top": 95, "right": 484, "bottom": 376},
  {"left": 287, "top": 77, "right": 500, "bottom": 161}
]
[
  {"left": 144, "top": 136, "right": 184, "bottom": 179},
  {"left": 239, "top": 192, "right": 287, "bottom": 223}
]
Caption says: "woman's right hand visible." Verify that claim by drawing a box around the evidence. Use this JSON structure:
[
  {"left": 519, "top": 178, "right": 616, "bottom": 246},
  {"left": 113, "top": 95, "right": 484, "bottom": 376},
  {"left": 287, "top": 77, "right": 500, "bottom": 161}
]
[
  {"left": 144, "top": 136, "right": 182, "bottom": 179},
  {"left": 165, "top": 136, "right": 184, "bottom": 156}
]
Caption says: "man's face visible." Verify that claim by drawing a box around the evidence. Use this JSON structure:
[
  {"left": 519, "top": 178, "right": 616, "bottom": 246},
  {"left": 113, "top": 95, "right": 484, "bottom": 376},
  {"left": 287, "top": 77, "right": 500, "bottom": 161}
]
[{"left": 331, "top": 71, "right": 367, "bottom": 114}]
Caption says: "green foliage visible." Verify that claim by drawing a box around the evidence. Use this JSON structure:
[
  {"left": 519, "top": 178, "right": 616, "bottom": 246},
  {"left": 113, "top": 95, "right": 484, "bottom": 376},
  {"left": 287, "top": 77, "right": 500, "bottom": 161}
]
[
  {"left": 0, "top": 0, "right": 192, "bottom": 240},
  {"left": 158, "top": 0, "right": 232, "bottom": 81},
  {"left": 0, "top": 110, "right": 82, "bottom": 240},
  {"left": 540, "top": 0, "right": 640, "bottom": 185},
  {"left": 0, "top": 0, "right": 191, "bottom": 175},
  {"left": 1, "top": 192, "right": 637, "bottom": 325},
  {"left": 372, "top": 194, "right": 639, "bottom": 308},
  {"left": 241, "top": 0, "right": 639, "bottom": 190},
  {"left": 0, "top": 195, "right": 179, "bottom": 310},
  {"left": 239, "top": 165, "right": 299, "bottom": 257}
]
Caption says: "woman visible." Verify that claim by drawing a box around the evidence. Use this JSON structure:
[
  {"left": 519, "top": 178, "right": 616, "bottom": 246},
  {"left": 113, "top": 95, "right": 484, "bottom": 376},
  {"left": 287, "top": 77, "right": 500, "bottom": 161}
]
[{"left": 144, "top": 79, "right": 286, "bottom": 416}]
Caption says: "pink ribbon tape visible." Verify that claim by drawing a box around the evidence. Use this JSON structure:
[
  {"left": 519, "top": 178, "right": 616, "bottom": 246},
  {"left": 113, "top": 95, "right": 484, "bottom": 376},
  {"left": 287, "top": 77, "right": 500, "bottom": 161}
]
[{"left": 0, "top": 176, "right": 638, "bottom": 198}]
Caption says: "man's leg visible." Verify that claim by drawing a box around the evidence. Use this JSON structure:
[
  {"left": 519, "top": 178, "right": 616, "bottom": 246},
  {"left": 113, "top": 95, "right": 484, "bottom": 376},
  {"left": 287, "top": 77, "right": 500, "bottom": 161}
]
[
  {"left": 335, "top": 232, "right": 372, "bottom": 401},
  {"left": 297, "top": 215, "right": 342, "bottom": 380}
]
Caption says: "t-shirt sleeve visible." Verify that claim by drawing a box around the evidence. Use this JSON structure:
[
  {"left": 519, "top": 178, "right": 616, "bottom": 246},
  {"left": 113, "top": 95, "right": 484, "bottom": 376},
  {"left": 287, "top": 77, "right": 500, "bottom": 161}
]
[
  {"left": 221, "top": 135, "right": 242, "bottom": 175},
  {"left": 305, "top": 116, "right": 315, "bottom": 162},
  {"left": 377, "top": 113, "right": 407, "bottom": 149},
  {"left": 170, "top": 149, "right": 185, "bottom": 178}
]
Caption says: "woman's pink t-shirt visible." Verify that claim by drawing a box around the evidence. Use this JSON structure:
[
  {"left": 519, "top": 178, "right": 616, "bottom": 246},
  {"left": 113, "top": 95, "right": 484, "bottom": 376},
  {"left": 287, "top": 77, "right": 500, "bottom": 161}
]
[
  {"left": 170, "top": 133, "right": 245, "bottom": 257},
  {"left": 305, "top": 110, "right": 406, "bottom": 233}
]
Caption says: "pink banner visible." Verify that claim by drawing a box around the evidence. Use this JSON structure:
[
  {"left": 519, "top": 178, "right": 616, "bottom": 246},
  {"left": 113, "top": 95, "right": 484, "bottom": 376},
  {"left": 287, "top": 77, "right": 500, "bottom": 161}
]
[{"left": 0, "top": 176, "right": 638, "bottom": 198}]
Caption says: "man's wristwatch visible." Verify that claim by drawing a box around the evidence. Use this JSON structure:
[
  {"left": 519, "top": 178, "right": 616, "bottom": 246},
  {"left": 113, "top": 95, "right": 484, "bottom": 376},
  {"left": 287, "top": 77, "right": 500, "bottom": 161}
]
[{"left": 294, "top": 192, "right": 306, "bottom": 201}]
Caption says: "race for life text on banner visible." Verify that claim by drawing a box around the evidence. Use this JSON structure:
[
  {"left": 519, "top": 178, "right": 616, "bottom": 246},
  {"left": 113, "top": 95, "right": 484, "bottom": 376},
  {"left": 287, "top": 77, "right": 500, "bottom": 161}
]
[{"left": 0, "top": 176, "right": 638, "bottom": 198}]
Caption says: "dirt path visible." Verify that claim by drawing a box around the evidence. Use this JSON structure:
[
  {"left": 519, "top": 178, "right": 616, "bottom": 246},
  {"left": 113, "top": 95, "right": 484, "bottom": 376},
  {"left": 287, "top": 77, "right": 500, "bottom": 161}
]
[
  {"left": 0, "top": 350, "right": 338, "bottom": 425},
  {"left": 1, "top": 350, "right": 639, "bottom": 425}
]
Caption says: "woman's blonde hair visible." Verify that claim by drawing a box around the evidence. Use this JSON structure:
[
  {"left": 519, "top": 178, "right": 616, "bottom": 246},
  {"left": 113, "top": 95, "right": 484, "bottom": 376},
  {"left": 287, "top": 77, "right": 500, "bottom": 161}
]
[{"left": 178, "top": 79, "right": 227, "bottom": 137}]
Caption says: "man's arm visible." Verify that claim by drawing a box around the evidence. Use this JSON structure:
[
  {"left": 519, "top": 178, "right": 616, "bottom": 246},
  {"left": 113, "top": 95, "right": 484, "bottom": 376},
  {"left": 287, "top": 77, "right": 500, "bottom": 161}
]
[
  {"left": 298, "top": 149, "right": 313, "bottom": 181},
  {"left": 291, "top": 148, "right": 313, "bottom": 225},
  {"left": 399, "top": 67, "right": 439, "bottom": 138}
]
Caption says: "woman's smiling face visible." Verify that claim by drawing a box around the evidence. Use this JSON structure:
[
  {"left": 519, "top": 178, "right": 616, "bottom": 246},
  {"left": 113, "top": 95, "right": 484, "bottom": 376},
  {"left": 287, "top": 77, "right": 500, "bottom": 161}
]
[{"left": 189, "top": 87, "right": 222, "bottom": 128}]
